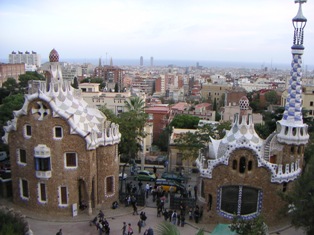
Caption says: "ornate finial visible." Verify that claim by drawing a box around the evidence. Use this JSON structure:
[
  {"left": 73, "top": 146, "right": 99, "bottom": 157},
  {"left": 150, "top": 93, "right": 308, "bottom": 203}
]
[
  {"left": 239, "top": 96, "right": 249, "bottom": 110},
  {"left": 292, "top": 0, "right": 307, "bottom": 47},
  {"left": 49, "top": 49, "right": 59, "bottom": 62}
]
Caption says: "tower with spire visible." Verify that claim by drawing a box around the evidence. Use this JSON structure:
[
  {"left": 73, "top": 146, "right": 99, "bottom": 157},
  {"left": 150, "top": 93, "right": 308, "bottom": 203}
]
[
  {"left": 276, "top": 0, "right": 309, "bottom": 146},
  {"left": 194, "top": 1, "right": 309, "bottom": 225}
]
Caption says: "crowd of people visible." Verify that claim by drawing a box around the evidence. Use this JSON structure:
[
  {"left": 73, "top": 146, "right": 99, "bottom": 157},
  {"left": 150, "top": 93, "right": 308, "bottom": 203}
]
[
  {"left": 89, "top": 210, "right": 111, "bottom": 235},
  {"left": 121, "top": 211, "right": 154, "bottom": 235},
  {"left": 87, "top": 167, "right": 201, "bottom": 235}
]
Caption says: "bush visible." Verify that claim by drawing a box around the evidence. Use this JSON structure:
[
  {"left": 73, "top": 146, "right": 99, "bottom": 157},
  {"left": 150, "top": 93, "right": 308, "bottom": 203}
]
[{"left": 0, "top": 210, "right": 25, "bottom": 235}]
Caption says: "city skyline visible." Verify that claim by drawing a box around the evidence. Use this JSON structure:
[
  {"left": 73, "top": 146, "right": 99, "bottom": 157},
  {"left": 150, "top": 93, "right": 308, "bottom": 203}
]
[{"left": 1, "top": 0, "right": 314, "bottom": 67}]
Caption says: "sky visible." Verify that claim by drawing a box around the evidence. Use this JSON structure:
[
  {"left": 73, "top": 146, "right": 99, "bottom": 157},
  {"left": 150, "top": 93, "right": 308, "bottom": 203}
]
[{"left": 0, "top": 0, "right": 314, "bottom": 67}]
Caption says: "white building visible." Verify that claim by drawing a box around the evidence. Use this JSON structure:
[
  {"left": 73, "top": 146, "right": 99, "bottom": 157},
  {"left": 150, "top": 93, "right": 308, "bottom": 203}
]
[{"left": 9, "top": 51, "right": 41, "bottom": 68}]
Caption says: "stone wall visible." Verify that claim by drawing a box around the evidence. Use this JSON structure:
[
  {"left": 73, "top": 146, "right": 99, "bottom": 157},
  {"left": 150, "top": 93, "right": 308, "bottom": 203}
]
[{"left": 199, "top": 148, "right": 293, "bottom": 226}]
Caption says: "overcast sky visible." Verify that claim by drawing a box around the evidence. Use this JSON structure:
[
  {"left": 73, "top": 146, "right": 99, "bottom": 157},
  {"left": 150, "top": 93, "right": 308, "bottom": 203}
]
[{"left": 1, "top": 0, "right": 313, "bottom": 67}]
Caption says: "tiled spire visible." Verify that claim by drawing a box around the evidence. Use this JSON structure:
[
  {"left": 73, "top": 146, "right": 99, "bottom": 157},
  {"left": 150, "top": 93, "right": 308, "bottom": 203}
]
[
  {"left": 282, "top": 0, "right": 307, "bottom": 124},
  {"left": 277, "top": 0, "right": 309, "bottom": 145}
]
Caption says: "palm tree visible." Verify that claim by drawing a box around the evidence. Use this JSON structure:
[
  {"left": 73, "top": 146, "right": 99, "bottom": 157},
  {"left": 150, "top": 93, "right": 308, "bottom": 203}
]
[
  {"left": 124, "top": 96, "right": 145, "bottom": 112},
  {"left": 156, "top": 221, "right": 180, "bottom": 235},
  {"left": 155, "top": 221, "right": 206, "bottom": 235}
]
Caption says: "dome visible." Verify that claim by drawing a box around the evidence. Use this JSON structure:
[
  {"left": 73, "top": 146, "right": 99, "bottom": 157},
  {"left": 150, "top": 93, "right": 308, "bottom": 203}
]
[
  {"left": 239, "top": 96, "right": 249, "bottom": 110},
  {"left": 49, "top": 48, "right": 59, "bottom": 62}
]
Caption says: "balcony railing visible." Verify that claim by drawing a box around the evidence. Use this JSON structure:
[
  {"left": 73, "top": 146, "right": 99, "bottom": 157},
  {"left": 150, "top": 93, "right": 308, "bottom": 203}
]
[{"left": 36, "top": 170, "right": 52, "bottom": 179}]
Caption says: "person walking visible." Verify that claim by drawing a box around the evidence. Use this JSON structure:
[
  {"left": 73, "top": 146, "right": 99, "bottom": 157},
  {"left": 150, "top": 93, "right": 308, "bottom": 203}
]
[
  {"left": 132, "top": 203, "right": 138, "bottom": 215},
  {"left": 194, "top": 184, "right": 198, "bottom": 199},
  {"left": 140, "top": 211, "right": 146, "bottom": 226},
  {"left": 188, "top": 207, "right": 193, "bottom": 220},
  {"left": 138, "top": 180, "right": 143, "bottom": 190},
  {"left": 180, "top": 214, "right": 185, "bottom": 227},
  {"left": 122, "top": 222, "right": 127, "bottom": 235},
  {"left": 137, "top": 219, "right": 142, "bottom": 233},
  {"left": 194, "top": 207, "right": 200, "bottom": 224},
  {"left": 188, "top": 185, "right": 192, "bottom": 198},
  {"left": 131, "top": 196, "right": 138, "bottom": 215},
  {"left": 147, "top": 227, "right": 154, "bottom": 235},
  {"left": 171, "top": 210, "right": 177, "bottom": 225},
  {"left": 163, "top": 209, "right": 169, "bottom": 221},
  {"left": 98, "top": 222, "right": 104, "bottom": 235},
  {"left": 127, "top": 223, "right": 134, "bottom": 235},
  {"left": 145, "top": 183, "right": 150, "bottom": 198},
  {"left": 98, "top": 210, "right": 104, "bottom": 219}
]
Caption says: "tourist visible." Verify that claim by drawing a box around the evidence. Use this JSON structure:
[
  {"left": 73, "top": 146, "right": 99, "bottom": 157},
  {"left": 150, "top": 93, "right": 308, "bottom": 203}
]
[
  {"left": 180, "top": 214, "right": 185, "bottom": 227},
  {"left": 171, "top": 210, "right": 177, "bottom": 225},
  {"left": 121, "top": 222, "right": 127, "bottom": 235},
  {"left": 188, "top": 185, "right": 192, "bottom": 198},
  {"left": 127, "top": 223, "right": 134, "bottom": 235},
  {"left": 137, "top": 219, "right": 142, "bottom": 233},
  {"left": 194, "top": 184, "right": 198, "bottom": 199},
  {"left": 145, "top": 183, "right": 150, "bottom": 198}
]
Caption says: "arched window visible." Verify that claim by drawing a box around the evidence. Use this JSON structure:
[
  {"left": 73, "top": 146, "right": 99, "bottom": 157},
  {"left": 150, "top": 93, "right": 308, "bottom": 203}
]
[
  {"left": 219, "top": 186, "right": 261, "bottom": 219},
  {"left": 292, "top": 127, "right": 296, "bottom": 136},
  {"left": 297, "top": 146, "right": 302, "bottom": 154},
  {"left": 208, "top": 194, "right": 213, "bottom": 211},
  {"left": 248, "top": 160, "right": 253, "bottom": 171},
  {"left": 201, "top": 179, "right": 205, "bottom": 198},
  {"left": 285, "top": 127, "right": 289, "bottom": 135},
  {"left": 239, "top": 157, "right": 246, "bottom": 173},
  {"left": 232, "top": 160, "right": 237, "bottom": 170},
  {"left": 282, "top": 182, "right": 287, "bottom": 192}
]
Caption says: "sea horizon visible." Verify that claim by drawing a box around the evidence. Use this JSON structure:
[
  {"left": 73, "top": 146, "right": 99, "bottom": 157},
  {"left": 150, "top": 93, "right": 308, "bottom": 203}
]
[{"left": 1, "top": 57, "right": 314, "bottom": 70}]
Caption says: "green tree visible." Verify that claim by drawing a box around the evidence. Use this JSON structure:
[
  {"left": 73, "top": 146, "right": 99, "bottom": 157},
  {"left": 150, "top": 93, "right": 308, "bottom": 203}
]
[
  {"left": 120, "top": 96, "right": 147, "bottom": 158},
  {"left": 174, "top": 131, "right": 206, "bottom": 173},
  {"left": 170, "top": 114, "right": 200, "bottom": 129},
  {"left": 0, "top": 94, "right": 24, "bottom": 125},
  {"left": 100, "top": 97, "right": 148, "bottom": 191},
  {"left": 18, "top": 71, "right": 44, "bottom": 92},
  {"left": 102, "top": 96, "right": 147, "bottom": 160},
  {"left": 196, "top": 124, "right": 216, "bottom": 143},
  {"left": 156, "top": 221, "right": 180, "bottom": 235},
  {"left": 156, "top": 129, "right": 170, "bottom": 151},
  {"left": 230, "top": 215, "right": 267, "bottom": 235},
  {"left": 99, "top": 105, "right": 118, "bottom": 123},
  {"left": 215, "top": 121, "right": 232, "bottom": 139},
  {"left": 72, "top": 76, "right": 79, "bottom": 89},
  {"left": 124, "top": 96, "right": 146, "bottom": 112},
  {"left": 255, "top": 107, "right": 284, "bottom": 138},
  {"left": 0, "top": 88, "right": 10, "bottom": 104},
  {"left": 2, "top": 78, "right": 19, "bottom": 95},
  {"left": 0, "top": 93, "right": 24, "bottom": 151},
  {"left": 0, "top": 210, "right": 25, "bottom": 235},
  {"left": 118, "top": 110, "right": 147, "bottom": 159},
  {"left": 156, "top": 221, "right": 205, "bottom": 235},
  {"left": 264, "top": 90, "right": 279, "bottom": 105}
]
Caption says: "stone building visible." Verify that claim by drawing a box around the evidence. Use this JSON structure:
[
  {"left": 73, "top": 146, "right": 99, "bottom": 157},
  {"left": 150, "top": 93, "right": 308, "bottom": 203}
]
[
  {"left": 2, "top": 49, "right": 121, "bottom": 216},
  {"left": 195, "top": 1, "right": 309, "bottom": 225},
  {"left": 0, "top": 63, "right": 25, "bottom": 87}
]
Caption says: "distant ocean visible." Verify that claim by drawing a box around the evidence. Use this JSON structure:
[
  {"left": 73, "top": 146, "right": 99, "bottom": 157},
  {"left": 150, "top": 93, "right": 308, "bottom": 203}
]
[
  {"left": 1, "top": 57, "right": 313, "bottom": 70},
  {"left": 55, "top": 58, "right": 297, "bottom": 70}
]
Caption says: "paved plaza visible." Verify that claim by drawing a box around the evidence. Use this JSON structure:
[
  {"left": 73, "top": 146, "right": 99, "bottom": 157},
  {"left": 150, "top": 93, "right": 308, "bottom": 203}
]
[{"left": 0, "top": 170, "right": 306, "bottom": 235}]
